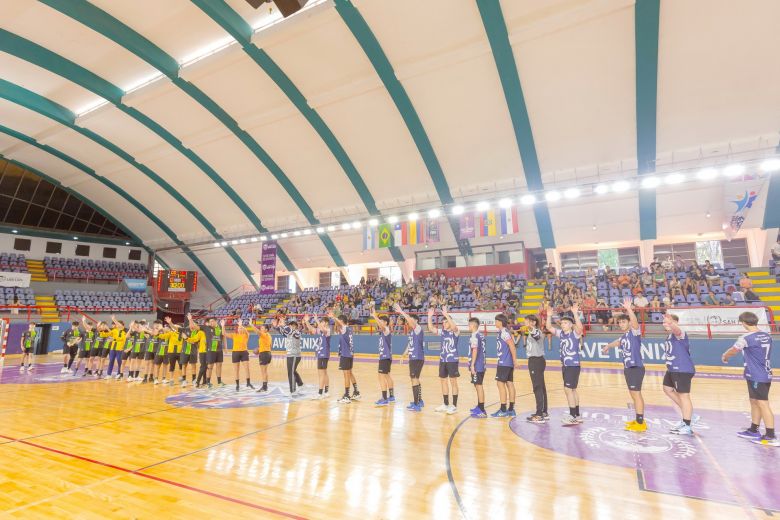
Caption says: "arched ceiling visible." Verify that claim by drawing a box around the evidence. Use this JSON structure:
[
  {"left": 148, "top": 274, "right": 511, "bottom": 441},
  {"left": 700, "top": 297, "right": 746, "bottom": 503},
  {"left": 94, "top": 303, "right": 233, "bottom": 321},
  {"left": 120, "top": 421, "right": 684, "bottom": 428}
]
[{"left": 1, "top": 0, "right": 779, "bottom": 300}]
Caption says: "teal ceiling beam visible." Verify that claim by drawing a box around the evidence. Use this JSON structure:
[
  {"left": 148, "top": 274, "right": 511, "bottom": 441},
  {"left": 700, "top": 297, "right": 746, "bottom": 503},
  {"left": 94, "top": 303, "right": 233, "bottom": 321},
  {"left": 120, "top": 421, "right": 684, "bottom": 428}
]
[
  {"left": 191, "top": 0, "right": 404, "bottom": 263},
  {"left": 476, "top": 0, "right": 555, "bottom": 249},
  {"left": 763, "top": 141, "right": 780, "bottom": 229},
  {"left": 0, "top": 79, "right": 233, "bottom": 294},
  {"left": 40, "top": 0, "right": 343, "bottom": 268},
  {"left": 0, "top": 27, "right": 285, "bottom": 278},
  {"left": 635, "top": 0, "right": 660, "bottom": 240},
  {"left": 333, "top": 0, "right": 471, "bottom": 258},
  {"left": 0, "top": 127, "right": 225, "bottom": 294}
]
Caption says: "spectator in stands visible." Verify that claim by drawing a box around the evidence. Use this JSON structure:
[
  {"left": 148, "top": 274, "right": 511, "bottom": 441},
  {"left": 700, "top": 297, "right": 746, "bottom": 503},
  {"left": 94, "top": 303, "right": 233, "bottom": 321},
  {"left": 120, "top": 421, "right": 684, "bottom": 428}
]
[
  {"left": 631, "top": 280, "right": 644, "bottom": 296},
  {"left": 617, "top": 272, "right": 630, "bottom": 288},
  {"left": 739, "top": 275, "right": 753, "bottom": 290},
  {"left": 583, "top": 292, "right": 596, "bottom": 310},
  {"left": 640, "top": 270, "right": 653, "bottom": 288},
  {"left": 721, "top": 293, "right": 736, "bottom": 306},
  {"left": 682, "top": 277, "right": 697, "bottom": 297},
  {"left": 546, "top": 263, "right": 556, "bottom": 277},
  {"left": 772, "top": 239, "right": 780, "bottom": 261},
  {"left": 652, "top": 266, "right": 667, "bottom": 287},
  {"left": 594, "top": 298, "right": 612, "bottom": 330},
  {"left": 661, "top": 256, "right": 674, "bottom": 270},
  {"left": 701, "top": 291, "right": 717, "bottom": 306},
  {"left": 744, "top": 288, "right": 760, "bottom": 303},
  {"left": 673, "top": 255, "right": 686, "bottom": 271},
  {"left": 668, "top": 276, "right": 681, "bottom": 293},
  {"left": 705, "top": 266, "right": 724, "bottom": 290},
  {"left": 649, "top": 295, "right": 663, "bottom": 309},
  {"left": 661, "top": 293, "right": 672, "bottom": 307},
  {"left": 633, "top": 292, "right": 649, "bottom": 309}
]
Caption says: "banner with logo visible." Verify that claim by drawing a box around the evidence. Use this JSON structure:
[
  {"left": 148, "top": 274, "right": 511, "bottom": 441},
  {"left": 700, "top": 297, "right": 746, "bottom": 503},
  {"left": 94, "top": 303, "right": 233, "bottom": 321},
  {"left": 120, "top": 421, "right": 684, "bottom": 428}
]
[
  {"left": 0, "top": 272, "right": 31, "bottom": 288},
  {"left": 364, "top": 219, "right": 441, "bottom": 249},
  {"left": 260, "top": 241, "right": 277, "bottom": 294},
  {"left": 459, "top": 213, "right": 476, "bottom": 239},
  {"left": 448, "top": 311, "right": 499, "bottom": 331},
  {"left": 123, "top": 278, "right": 147, "bottom": 292},
  {"left": 723, "top": 180, "right": 763, "bottom": 240},
  {"left": 671, "top": 305, "right": 770, "bottom": 334}
]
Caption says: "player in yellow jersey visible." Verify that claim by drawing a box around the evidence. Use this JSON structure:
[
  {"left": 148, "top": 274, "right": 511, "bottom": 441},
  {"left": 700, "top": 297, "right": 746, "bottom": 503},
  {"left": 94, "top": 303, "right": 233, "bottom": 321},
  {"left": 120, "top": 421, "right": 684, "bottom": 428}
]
[
  {"left": 167, "top": 317, "right": 198, "bottom": 387},
  {"left": 95, "top": 322, "right": 112, "bottom": 378},
  {"left": 255, "top": 323, "right": 272, "bottom": 393},
  {"left": 186, "top": 323, "right": 208, "bottom": 388},
  {"left": 162, "top": 318, "right": 182, "bottom": 386},
  {"left": 107, "top": 317, "right": 127, "bottom": 379}
]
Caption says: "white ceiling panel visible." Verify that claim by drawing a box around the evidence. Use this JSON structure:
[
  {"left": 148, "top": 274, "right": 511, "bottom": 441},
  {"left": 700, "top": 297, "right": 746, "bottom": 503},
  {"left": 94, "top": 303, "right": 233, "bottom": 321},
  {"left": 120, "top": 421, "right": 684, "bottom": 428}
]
[
  {"left": 78, "top": 105, "right": 173, "bottom": 158},
  {"left": 657, "top": 0, "right": 780, "bottom": 154},
  {"left": 0, "top": 0, "right": 155, "bottom": 91},
  {"left": 1, "top": 143, "right": 82, "bottom": 181},
  {"left": 0, "top": 99, "right": 61, "bottom": 138}
]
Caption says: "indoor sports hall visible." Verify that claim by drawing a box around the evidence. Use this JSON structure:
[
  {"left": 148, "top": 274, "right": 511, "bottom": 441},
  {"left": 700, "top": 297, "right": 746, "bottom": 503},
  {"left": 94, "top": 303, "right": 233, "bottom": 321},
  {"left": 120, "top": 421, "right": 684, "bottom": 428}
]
[{"left": 1, "top": 1, "right": 779, "bottom": 519}]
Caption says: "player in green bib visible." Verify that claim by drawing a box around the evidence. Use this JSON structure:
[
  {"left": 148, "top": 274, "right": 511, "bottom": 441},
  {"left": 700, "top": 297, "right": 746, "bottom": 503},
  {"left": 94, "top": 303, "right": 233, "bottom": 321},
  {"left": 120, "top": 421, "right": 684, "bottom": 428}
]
[
  {"left": 152, "top": 324, "right": 171, "bottom": 385},
  {"left": 73, "top": 316, "right": 95, "bottom": 377},
  {"left": 19, "top": 322, "right": 37, "bottom": 373}
]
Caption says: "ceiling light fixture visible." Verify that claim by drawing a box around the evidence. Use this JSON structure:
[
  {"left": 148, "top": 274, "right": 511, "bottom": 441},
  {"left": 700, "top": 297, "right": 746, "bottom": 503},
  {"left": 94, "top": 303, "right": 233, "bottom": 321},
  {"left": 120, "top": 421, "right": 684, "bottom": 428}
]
[
  {"left": 451, "top": 205, "right": 464, "bottom": 215},
  {"left": 520, "top": 194, "right": 536, "bottom": 205},
  {"left": 545, "top": 191, "right": 561, "bottom": 202}
]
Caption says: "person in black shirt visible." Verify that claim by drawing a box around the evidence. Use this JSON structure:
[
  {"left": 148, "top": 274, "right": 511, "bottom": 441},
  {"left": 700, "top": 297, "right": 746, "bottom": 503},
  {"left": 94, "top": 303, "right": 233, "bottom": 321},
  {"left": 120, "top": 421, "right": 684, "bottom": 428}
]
[{"left": 60, "top": 321, "right": 82, "bottom": 374}]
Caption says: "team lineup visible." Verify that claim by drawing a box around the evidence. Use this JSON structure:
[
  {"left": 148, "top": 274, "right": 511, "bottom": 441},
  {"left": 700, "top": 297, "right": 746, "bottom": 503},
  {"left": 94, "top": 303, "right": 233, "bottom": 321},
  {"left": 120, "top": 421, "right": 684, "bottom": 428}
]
[{"left": 15, "top": 299, "right": 776, "bottom": 446}]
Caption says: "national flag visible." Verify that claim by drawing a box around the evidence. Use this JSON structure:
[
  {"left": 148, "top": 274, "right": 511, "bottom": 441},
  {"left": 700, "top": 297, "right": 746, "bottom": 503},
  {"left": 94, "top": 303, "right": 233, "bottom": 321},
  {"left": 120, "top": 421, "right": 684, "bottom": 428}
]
[
  {"left": 498, "top": 207, "right": 519, "bottom": 235},
  {"left": 480, "top": 210, "right": 498, "bottom": 237},
  {"left": 406, "top": 219, "right": 425, "bottom": 245},
  {"left": 426, "top": 219, "right": 440, "bottom": 243},
  {"left": 393, "top": 223, "right": 403, "bottom": 246},
  {"left": 377, "top": 224, "right": 394, "bottom": 248},
  {"left": 363, "top": 227, "right": 377, "bottom": 250},
  {"left": 459, "top": 214, "right": 475, "bottom": 239}
]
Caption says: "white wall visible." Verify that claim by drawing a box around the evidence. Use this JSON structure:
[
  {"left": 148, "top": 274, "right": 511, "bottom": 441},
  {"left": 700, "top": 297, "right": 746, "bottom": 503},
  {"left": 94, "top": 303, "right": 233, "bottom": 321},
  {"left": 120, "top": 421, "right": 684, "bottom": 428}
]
[{"left": 0, "top": 231, "right": 148, "bottom": 264}]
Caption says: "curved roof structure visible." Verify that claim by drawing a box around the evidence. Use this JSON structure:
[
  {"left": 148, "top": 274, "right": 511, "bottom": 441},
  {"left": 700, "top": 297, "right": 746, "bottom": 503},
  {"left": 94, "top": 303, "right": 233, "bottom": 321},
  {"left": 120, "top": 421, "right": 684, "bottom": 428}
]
[{"left": 1, "top": 0, "right": 779, "bottom": 299}]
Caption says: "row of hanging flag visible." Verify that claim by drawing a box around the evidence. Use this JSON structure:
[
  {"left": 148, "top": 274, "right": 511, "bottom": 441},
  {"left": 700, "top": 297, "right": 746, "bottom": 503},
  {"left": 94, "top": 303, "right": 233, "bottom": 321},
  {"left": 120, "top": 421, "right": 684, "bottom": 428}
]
[{"left": 362, "top": 207, "right": 520, "bottom": 249}]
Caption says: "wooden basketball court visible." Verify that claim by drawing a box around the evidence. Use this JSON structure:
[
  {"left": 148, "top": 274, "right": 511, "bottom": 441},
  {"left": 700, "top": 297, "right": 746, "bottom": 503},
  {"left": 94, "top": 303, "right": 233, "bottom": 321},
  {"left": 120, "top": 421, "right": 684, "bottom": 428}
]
[{"left": 0, "top": 353, "right": 775, "bottom": 519}]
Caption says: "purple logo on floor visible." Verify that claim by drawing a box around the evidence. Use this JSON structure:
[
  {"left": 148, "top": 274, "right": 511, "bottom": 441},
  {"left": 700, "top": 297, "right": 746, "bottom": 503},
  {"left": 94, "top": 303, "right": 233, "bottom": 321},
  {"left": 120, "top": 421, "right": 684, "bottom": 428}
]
[
  {"left": 0, "top": 363, "right": 93, "bottom": 384},
  {"left": 166, "top": 383, "right": 313, "bottom": 409},
  {"left": 510, "top": 406, "right": 780, "bottom": 512}
]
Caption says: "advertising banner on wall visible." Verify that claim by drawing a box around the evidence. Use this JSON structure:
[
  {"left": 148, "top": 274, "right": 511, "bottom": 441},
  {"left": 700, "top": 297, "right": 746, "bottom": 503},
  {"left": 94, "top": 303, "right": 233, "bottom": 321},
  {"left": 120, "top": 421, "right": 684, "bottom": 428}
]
[
  {"left": 260, "top": 241, "right": 278, "bottom": 294},
  {"left": 0, "top": 272, "right": 31, "bottom": 288},
  {"left": 723, "top": 179, "right": 763, "bottom": 240},
  {"left": 671, "top": 305, "right": 770, "bottom": 334}
]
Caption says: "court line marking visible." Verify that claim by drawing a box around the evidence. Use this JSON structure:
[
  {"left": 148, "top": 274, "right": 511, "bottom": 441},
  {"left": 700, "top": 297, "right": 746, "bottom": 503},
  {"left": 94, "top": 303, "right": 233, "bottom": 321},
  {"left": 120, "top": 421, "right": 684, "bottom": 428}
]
[
  {"left": 694, "top": 433, "right": 759, "bottom": 519},
  {"left": 2, "top": 475, "right": 124, "bottom": 515},
  {"left": 134, "top": 404, "right": 341, "bottom": 471},
  {"left": 0, "top": 433, "right": 307, "bottom": 520}
]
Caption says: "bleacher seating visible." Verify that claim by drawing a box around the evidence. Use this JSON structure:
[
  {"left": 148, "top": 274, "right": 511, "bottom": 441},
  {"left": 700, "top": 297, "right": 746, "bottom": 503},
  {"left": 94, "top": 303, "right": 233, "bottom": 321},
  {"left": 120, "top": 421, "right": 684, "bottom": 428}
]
[
  {"left": 1, "top": 287, "right": 35, "bottom": 307},
  {"left": 212, "top": 293, "right": 289, "bottom": 321},
  {"left": 54, "top": 289, "right": 153, "bottom": 312},
  {"left": 44, "top": 257, "right": 147, "bottom": 281},
  {"left": 0, "top": 253, "right": 29, "bottom": 273}
]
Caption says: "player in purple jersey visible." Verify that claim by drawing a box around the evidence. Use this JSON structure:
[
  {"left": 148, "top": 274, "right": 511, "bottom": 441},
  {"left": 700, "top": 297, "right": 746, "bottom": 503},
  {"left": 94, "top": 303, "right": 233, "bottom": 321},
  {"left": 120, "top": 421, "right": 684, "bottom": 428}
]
[
  {"left": 602, "top": 298, "right": 646, "bottom": 432},
  {"left": 394, "top": 303, "right": 426, "bottom": 412},
  {"left": 468, "top": 317, "right": 487, "bottom": 418},
  {"left": 371, "top": 310, "right": 395, "bottom": 407},
  {"left": 328, "top": 311, "right": 361, "bottom": 403},
  {"left": 662, "top": 314, "right": 697, "bottom": 435},
  {"left": 490, "top": 314, "right": 519, "bottom": 418},
  {"left": 428, "top": 306, "right": 460, "bottom": 415},
  {"left": 303, "top": 315, "right": 331, "bottom": 400},
  {"left": 722, "top": 311, "right": 777, "bottom": 446},
  {"left": 547, "top": 302, "right": 585, "bottom": 425}
]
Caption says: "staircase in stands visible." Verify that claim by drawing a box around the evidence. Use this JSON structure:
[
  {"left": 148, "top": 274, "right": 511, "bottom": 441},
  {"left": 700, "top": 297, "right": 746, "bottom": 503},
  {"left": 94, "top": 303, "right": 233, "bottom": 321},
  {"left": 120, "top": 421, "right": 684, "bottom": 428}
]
[
  {"left": 744, "top": 268, "right": 780, "bottom": 315},
  {"left": 26, "top": 259, "right": 47, "bottom": 282},
  {"left": 518, "top": 282, "right": 545, "bottom": 317},
  {"left": 35, "top": 295, "right": 60, "bottom": 323}
]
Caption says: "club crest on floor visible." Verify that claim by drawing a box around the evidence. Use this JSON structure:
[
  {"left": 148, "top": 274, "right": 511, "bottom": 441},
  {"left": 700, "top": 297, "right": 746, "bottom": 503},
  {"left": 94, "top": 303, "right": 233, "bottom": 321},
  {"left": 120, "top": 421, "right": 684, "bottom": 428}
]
[{"left": 165, "top": 383, "right": 313, "bottom": 409}]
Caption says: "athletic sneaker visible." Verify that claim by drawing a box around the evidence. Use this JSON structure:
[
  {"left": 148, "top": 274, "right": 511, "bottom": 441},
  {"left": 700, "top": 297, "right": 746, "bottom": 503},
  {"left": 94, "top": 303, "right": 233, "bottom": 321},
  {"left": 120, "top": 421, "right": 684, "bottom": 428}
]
[
  {"left": 60, "top": 367, "right": 68, "bottom": 374},
  {"left": 310, "top": 394, "right": 323, "bottom": 400},
  {"left": 673, "top": 424, "right": 694, "bottom": 436},
  {"left": 375, "top": 398, "right": 389, "bottom": 407},
  {"left": 446, "top": 405, "right": 457, "bottom": 415},
  {"left": 692, "top": 414, "right": 701, "bottom": 424},
  {"left": 18, "top": 366, "right": 24, "bottom": 373},
  {"left": 434, "top": 404, "right": 449, "bottom": 413},
  {"left": 406, "top": 402, "right": 418, "bottom": 410},
  {"left": 218, "top": 382, "right": 226, "bottom": 388},
  {"left": 542, "top": 412, "right": 550, "bottom": 421},
  {"left": 153, "top": 379, "right": 160, "bottom": 385},
  {"left": 419, "top": 399, "right": 425, "bottom": 408},
  {"left": 469, "top": 406, "right": 480, "bottom": 414},
  {"left": 181, "top": 380, "right": 187, "bottom": 388},
  {"left": 162, "top": 379, "right": 168, "bottom": 385},
  {"left": 625, "top": 421, "right": 647, "bottom": 432},
  {"left": 669, "top": 420, "right": 685, "bottom": 433},
  {"left": 737, "top": 429, "right": 763, "bottom": 440},
  {"left": 350, "top": 393, "right": 361, "bottom": 401},
  {"left": 506, "top": 410, "right": 517, "bottom": 418},
  {"left": 751, "top": 436, "right": 780, "bottom": 447},
  {"left": 470, "top": 410, "right": 487, "bottom": 419},
  {"left": 574, "top": 416, "right": 584, "bottom": 424},
  {"left": 387, "top": 396, "right": 395, "bottom": 403},
  {"left": 322, "top": 391, "right": 329, "bottom": 398},
  {"left": 561, "top": 414, "right": 579, "bottom": 426},
  {"left": 407, "top": 403, "right": 422, "bottom": 412},
  {"left": 490, "top": 410, "right": 508, "bottom": 418},
  {"left": 256, "top": 387, "right": 268, "bottom": 393},
  {"left": 337, "top": 396, "right": 352, "bottom": 404},
  {"left": 527, "top": 414, "right": 546, "bottom": 423}
]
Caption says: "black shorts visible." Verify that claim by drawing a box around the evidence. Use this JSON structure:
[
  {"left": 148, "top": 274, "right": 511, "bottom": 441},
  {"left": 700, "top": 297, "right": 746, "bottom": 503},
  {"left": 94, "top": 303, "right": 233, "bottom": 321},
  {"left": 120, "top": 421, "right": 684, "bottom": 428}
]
[
  {"left": 166, "top": 352, "right": 180, "bottom": 364},
  {"left": 22, "top": 346, "right": 33, "bottom": 354},
  {"left": 747, "top": 380, "right": 771, "bottom": 401},
  {"left": 207, "top": 350, "right": 224, "bottom": 364},
  {"left": 439, "top": 361, "right": 459, "bottom": 378},
  {"left": 101, "top": 348, "right": 111, "bottom": 358},
  {"left": 317, "top": 358, "right": 329, "bottom": 370},
  {"left": 122, "top": 350, "right": 131, "bottom": 360},
  {"left": 144, "top": 351, "right": 156, "bottom": 361},
  {"left": 378, "top": 359, "right": 392, "bottom": 374},
  {"left": 232, "top": 351, "right": 249, "bottom": 363},
  {"left": 79, "top": 349, "right": 91, "bottom": 359},
  {"left": 154, "top": 354, "right": 165, "bottom": 365},
  {"left": 471, "top": 371, "right": 485, "bottom": 385},
  {"left": 408, "top": 359, "right": 424, "bottom": 379},
  {"left": 623, "top": 366, "right": 645, "bottom": 391},
  {"left": 258, "top": 351, "right": 272, "bottom": 365},
  {"left": 132, "top": 351, "right": 144, "bottom": 360},
  {"left": 198, "top": 352, "right": 208, "bottom": 366},
  {"left": 495, "top": 366, "right": 514, "bottom": 383},
  {"left": 562, "top": 366, "right": 581, "bottom": 389},
  {"left": 89, "top": 347, "right": 100, "bottom": 357},
  {"left": 180, "top": 350, "right": 197, "bottom": 365},
  {"left": 339, "top": 356, "right": 354, "bottom": 371},
  {"left": 662, "top": 371, "right": 694, "bottom": 393},
  {"left": 67, "top": 345, "right": 79, "bottom": 358}
]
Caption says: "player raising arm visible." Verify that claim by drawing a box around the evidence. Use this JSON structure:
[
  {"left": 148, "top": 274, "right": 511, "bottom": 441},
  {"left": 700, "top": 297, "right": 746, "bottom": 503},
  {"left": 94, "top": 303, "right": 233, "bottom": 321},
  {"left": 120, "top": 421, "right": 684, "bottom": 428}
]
[
  {"left": 661, "top": 314, "right": 697, "bottom": 435},
  {"left": 303, "top": 314, "right": 332, "bottom": 400},
  {"left": 547, "top": 303, "right": 585, "bottom": 425},
  {"left": 393, "top": 303, "right": 425, "bottom": 412},
  {"left": 431, "top": 306, "right": 460, "bottom": 415}
]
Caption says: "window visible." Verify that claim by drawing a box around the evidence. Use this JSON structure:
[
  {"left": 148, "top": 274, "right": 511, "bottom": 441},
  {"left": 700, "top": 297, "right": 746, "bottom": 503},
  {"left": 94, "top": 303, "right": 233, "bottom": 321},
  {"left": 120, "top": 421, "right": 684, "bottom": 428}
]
[
  {"left": 318, "top": 272, "right": 331, "bottom": 288},
  {"left": 366, "top": 268, "right": 379, "bottom": 281},
  {"left": 45, "top": 241, "right": 62, "bottom": 254},
  {"left": 721, "top": 238, "right": 749, "bottom": 268},
  {"left": 128, "top": 250, "right": 142, "bottom": 261},
  {"left": 152, "top": 260, "right": 162, "bottom": 279},
  {"left": 277, "top": 275, "right": 296, "bottom": 293},
  {"left": 654, "top": 242, "right": 696, "bottom": 265},
  {"left": 597, "top": 249, "right": 618, "bottom": 270},
  {"left": 103, "top": 247, "right": 117, "bottom": 259},
  {"left": 695, "top": 240, "right": 723, "bottom": 266},
  {"left": 378, "top": 265, "right": 402, "bottom": 285},
  {"left": 13, "top": 238, "right": 31, "bottom": 251},
  {"left": 75, "top": 244, "right": 90, "bottom": 257}
]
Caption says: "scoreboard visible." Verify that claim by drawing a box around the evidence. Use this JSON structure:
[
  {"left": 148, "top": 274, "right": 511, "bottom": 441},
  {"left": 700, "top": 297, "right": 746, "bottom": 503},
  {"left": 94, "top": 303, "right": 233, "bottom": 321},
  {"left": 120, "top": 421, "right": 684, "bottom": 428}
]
[{"left": 156, "top": 270, "right": 198, "bottom": 293}]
